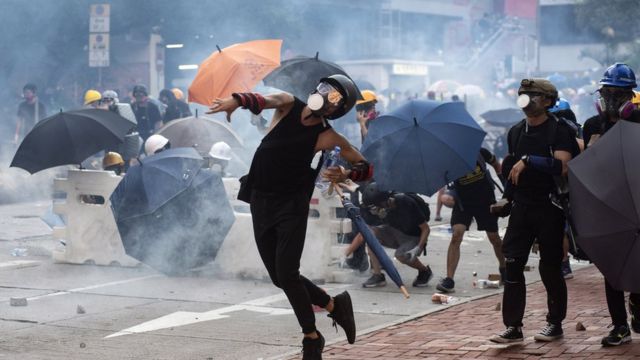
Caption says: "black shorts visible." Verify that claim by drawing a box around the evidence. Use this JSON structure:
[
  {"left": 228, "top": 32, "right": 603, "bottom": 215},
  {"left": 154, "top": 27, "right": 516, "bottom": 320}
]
[{"left": 450, "top": 204, "right": 498, "bottom": 232}]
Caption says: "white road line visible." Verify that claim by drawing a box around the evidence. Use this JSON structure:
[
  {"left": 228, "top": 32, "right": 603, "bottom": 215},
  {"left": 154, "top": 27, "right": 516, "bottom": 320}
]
[
  {"left": 26, "top": 275, "right": 161, "bottom": 301},
  {"left": 106, "top": 283, "right": 349, "bottom": 339}
]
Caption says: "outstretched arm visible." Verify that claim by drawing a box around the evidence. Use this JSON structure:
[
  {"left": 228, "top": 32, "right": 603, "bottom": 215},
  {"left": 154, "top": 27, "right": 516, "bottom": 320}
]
[{"left": 207, "top": 92, "right": 294, "bottom": 122}]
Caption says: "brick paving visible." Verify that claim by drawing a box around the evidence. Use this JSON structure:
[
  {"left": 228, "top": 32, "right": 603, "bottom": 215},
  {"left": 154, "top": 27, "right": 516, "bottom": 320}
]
[{"left": 292, "top": 266, "right": 640, "bottom": 359}]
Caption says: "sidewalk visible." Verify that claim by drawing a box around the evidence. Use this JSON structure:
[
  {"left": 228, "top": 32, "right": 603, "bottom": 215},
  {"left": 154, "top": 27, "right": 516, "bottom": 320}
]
[{"left": 294, "top": 266, "right": 640, "bottom": 359}]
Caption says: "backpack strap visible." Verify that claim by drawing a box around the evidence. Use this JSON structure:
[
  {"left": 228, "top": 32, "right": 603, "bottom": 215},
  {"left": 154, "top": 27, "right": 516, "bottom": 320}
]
[{"left": 508, "top": 119, "right": 527, "bottom": 156}]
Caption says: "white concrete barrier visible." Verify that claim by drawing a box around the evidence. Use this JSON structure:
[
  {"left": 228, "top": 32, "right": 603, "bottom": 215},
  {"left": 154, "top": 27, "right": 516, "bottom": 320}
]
[
  {"left": 214, "top": 178, "right": 353, "bottom": 282},
  {"left": 51, "top": 169, "right": 139, "bottom": 267}
]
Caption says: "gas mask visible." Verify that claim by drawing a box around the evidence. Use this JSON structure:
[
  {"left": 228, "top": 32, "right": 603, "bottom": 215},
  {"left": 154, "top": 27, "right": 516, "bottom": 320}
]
[
  {"left": 596, "top": 87, "right": 635, "bottom": 119},
  {"left": 367, "top": 205, "right": 387, "bottom": 219},
  {"left": 307, "top": 82, "right": 343, "bottom": 116},
  {"left": 367, "top": 109, "right": 379, "bottom": 121},
  {"left": 517, "top": 93, "right": 548, "bottom": 117}
]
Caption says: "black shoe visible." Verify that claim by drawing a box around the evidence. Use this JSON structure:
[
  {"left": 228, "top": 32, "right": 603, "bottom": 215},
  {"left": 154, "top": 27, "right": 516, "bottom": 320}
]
[
  {"left": 302, "top": 331, "right": 325, "bottom": 360},
  {"left": 534, "top": 323, "right": 564, "bottom": 342},
  {"left": 413, "top": 267, "right": 433, "bottom": 287},
  {"left": 561, "top": 260, "right": 573, "bottom": 279},
  {"left": 436, "top": 277, "right": 455, "bottom": 293},
  {"left": 489, "top": 326, "right": 524, "bottom": 343},
  {"left": 630, "top": 299, "right": 640, "bottom": 334},
  {"left": 601, "top": 324, "right": 632, "bottom": 347},
  {"left": 327, "top": 291, "right": 356, "bottom": 344},
  {"left": 363, "top": 273, "right": 386, "bottom": 288}
]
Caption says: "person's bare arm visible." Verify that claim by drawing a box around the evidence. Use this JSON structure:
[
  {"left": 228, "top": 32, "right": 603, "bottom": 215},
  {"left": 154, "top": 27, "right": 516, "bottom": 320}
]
[
  {"left": 318, "top": 129, "right": 368, "bottom": 183},
  {"left": 207, "top": 92, "right": 294, "bottom": 122}
]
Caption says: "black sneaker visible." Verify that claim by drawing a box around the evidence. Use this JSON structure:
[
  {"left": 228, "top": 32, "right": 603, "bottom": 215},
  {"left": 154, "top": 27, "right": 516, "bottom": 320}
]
[
  {"left": 413, "top": 267, "right": 433, "bottom": 287},
  {"left": 436, "top": 277, "right": 455, "bottom": 293},
  {"left": 630, "top": 299, "right": 640, "bottom": 334},
  {"left": 601, "top": 324, "right": 632, "bottom": 347},
  {"left": 327, "top": 291, "right": 356, "bottom": 344},
  {"left": 363, "top": 273, "right": 386, "bottom": 288},
  {"left": 534, "top": 323, "right": 564, "bottom": 342},
  {"left": 489, "top": 326, "right": 524, "bottom": 343},
  {"left": 302, "top": 331, "right": 325, "bottom": 360}
]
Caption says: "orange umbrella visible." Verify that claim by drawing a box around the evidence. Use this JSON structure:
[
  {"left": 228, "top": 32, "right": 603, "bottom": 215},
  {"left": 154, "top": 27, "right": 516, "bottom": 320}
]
[{"left": 188, "top": 39, "right": 282, "bottom": 106}]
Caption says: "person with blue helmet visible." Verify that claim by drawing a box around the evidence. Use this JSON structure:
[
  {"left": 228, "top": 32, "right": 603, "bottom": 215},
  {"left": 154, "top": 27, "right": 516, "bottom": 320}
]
[{"left": 582, "top": 63, "right": 640, "bottom": 347}]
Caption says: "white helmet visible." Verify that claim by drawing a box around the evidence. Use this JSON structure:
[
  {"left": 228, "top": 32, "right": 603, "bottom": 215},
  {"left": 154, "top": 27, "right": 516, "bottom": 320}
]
[
  {"left": 102, "top": 90, "right": 119, "bottom": 103},
  {"left": 209, "top": 141, "right": 232, "bottom": 161},
  {"left": 145, "top": 134, "right": 170, "bottom": 155}
]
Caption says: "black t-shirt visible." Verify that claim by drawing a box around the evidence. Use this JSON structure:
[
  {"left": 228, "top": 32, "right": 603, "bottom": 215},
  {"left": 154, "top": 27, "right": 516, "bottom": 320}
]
[
  {"left": 507, "top": 117, "right": 574, "bottom": 205},
  {"left": 385, "top": 193, "right": 427, "bottom": 236},
  {"left": 453, "top": 147, "right": 496, "bottom": 207},
  {"left": 583, "top": 111, "right": 640, "bottom": 149},
  {"left": 132, "top": 101, "right": 162, "bottom": 141},
  {"left": 16, "top": 100, "right": 46, "bottom": 137}
]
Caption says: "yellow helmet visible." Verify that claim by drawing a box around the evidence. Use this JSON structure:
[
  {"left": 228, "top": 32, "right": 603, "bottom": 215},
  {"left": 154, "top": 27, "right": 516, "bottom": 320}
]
[
  {"left": 84, "top": 89, "right": 102, "bottom": 105},
  {"left": 171, "top": 88, "right": 184, "bottom": 100},
  {"left": 356, "top": 90, "right": 377, "bottom": 105},
  {"left": 102, "top": 152, "right": 124, "bottom": 169},
  {"left": 632, "top": 91, "right": 640, "bottom": 105}
]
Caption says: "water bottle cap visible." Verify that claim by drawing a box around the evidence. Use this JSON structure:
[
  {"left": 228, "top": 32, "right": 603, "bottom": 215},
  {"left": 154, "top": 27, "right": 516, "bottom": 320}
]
[{"left": 334, "top": 145, "right": 341, "bottom": 152}]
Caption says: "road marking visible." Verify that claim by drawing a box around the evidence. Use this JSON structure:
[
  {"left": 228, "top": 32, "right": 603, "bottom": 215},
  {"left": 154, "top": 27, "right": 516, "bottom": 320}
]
[
  {"left": 106, "top": 284, "right": 349, "bottom": 338},
  {"left": 26, "top": 275, "right": 161, "bottom": 301}
]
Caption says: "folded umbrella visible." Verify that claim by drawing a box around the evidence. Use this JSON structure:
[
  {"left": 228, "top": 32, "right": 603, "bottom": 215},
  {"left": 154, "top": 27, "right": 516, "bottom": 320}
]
[
  {"left": 110, "top": 147, "right": 235, "bottom": 275},
  {"left": 568, "top": 120, "right": 640, "bottom": 292},
  {"left": 362, "top": 100, "right": 486, "bottom": 196},
  {"left": 188, "top": 39, "right": 282, "bottom": 106},
  {"left": 11, "top": 109, "right": 136, "bottom": 174}
]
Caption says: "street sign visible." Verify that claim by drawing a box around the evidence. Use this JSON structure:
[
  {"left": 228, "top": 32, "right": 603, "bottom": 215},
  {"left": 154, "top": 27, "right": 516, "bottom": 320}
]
[
  {"left": 89, "top": 33, "right": 110, "bottom": 67},
  {"left": 89, "top": 4, "right": 110, "bottom": 32}
]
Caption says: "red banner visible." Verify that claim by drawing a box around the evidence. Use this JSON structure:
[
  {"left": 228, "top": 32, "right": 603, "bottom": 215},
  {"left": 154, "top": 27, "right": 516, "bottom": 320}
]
[{"left": 504, "top": 0, "right": 538, "bottom": 19}]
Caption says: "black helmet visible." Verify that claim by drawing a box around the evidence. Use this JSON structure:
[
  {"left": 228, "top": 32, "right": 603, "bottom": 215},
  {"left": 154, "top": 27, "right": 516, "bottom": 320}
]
[
  {"left": 319, "top": 74, "right": 359, "bottom": 120},
  {"left": 132, "top": 84, "right": 148, "bottom": 96},
  {"left": 361, "top": 182, "right": 391, "bottom": 207}
]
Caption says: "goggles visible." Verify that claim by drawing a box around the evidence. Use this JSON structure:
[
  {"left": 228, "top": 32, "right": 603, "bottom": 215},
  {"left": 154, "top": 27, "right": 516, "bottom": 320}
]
[{"left": 316, "top": 82, "right": 343, "bottom": 106}]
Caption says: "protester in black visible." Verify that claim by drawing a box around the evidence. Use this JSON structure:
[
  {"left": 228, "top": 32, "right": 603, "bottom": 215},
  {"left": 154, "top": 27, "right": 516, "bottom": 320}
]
[
  {"left": 15, "top": 83, "right": 46, "bottom": 143},
  {"left": 159, "top": 88, "right": 191, "bottom": 123},
  {"left": 207, "top": 75, "right": 372, "bottom": 359},
  {"left": 490, "top": 78, "right": 575, "bottom": 344},
  {"left": 583, "top": 63, "right": 640, "bottom": 347},
  {"left": 436, "top": 147, "right": 505, "bottom": 293},
  {"left": 343, "top": 182, "right": 432, "bottom": 288},
  {"left": 131, "top": 85, "right": 162, "bottom": 141}
]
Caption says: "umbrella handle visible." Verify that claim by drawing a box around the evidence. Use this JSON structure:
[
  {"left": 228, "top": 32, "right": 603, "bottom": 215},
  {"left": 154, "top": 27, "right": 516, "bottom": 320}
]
[{"left": 400, "top": 286, "right": 410, "bottom": 299}]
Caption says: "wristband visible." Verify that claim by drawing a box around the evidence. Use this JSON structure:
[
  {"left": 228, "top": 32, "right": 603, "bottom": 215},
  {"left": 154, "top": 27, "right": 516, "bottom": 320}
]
[
  {"left": 527, "top": 155, "right": 562, "bottom": 175},
  {"left": 349, "top": 161, "right": 373, "bottom": 182},
  {"left": 231, "top": 92, "right": 266, "bottom": 115}
]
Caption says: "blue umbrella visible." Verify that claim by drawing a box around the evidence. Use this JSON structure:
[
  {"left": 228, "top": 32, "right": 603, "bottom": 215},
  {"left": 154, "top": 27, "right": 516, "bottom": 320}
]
[
  {"left": 362, "top": 100, "right": 486, "bottom": 196},
  {"left": 335, "top": 187, "right": 409, "bottom": 298},
  {"left": 110, "top": 147, "right": 235, "bottom": 275}
]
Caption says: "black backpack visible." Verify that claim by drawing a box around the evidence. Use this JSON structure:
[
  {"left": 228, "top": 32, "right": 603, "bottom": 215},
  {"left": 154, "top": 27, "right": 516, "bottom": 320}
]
[{"left": 403, "top": 193, "right": 431, "bottom": 222}]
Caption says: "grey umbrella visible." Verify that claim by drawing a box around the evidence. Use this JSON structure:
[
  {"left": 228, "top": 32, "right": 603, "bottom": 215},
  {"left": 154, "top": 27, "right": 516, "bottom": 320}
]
[{"left": 568, "top": 120, "right": 640, "bottom": 292}]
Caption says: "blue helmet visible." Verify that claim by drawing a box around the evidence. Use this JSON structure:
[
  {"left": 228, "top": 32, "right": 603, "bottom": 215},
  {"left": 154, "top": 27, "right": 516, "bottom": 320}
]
[
  {"left": 549, "top": 98, "right": 570, "bottom": 113},
  {"left": 599, "top": 63, "right": 637, "bottom": 88}
]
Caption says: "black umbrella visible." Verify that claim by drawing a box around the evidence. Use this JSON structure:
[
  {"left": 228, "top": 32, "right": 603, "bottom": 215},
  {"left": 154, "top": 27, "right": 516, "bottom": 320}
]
[
  {"left": 480, "top": 108, "right": 523, "bottom": 127},
  {"left": 263, "top": 52, "right": 362, "bottom": 100},
  {"left": 568, "top": 120, "right": 640, "bottom": 293},
  {"left": 11, "top": 109, "right": 136, "bottom": 174},
  {"left": 110, "top": 147, "right": 235, "bottom": 275}
]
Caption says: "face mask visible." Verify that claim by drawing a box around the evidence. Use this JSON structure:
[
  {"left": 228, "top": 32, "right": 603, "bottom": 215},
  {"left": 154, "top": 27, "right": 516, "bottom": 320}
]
[
  {"left": 596, "top": 88, "right": 635, "bottom": 119},
  {"left": 307, "top": 82, "right": 343, "bottom": 114},
  {"left": 517, "top": 93, "right": 546, "bottom": 117},
  {"left": 367, "top": 110, "right": 379, "bottom": 121}
]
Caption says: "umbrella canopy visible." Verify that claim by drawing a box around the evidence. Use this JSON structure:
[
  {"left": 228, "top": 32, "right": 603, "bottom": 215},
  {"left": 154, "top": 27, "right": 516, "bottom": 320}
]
[
  {"left": 263, "top": 52, "right": 357, "bottom": 100},
  {"left": 568, "top": 120, "right": 640, "bottom": 293},
  {"left": 188, "top": 39, "right": 282, "bottom": 106},
  {"left": 156, "top": 115, "right": 244, "bottom": 155},
  {"left": 427, "top": 80, "right": 462, "bottom": 94},
  {"left": 341, "top": 196, "right": 409, "bottom": 298},
  {"left": 362, "top": 100, "right": 486, "bottom": 196},
  {"left": 110, "top": 147, "right": 235, "bottom": 275},
  {"left": 480, "top": 108, "right": 523, "bottom": 127},
  {"left": 11, "top": 109, "right": 136, "bottom": 174}
]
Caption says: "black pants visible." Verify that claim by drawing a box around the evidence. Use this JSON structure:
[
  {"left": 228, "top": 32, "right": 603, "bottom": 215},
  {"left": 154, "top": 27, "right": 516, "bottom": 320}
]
[
  {"left": 605, "top": 279, "right": 640, "bottom": 326},
  {"left": 501, "top": 201, "right": 567, "bottom": 327},
  {"left": 250, "top": 190, "right": 331, "bottom": 334}
]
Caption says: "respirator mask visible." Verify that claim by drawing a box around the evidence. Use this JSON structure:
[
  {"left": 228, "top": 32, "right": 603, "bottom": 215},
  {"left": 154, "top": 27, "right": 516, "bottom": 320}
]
[
  {"left": 307, "top": 82, "right": 343, "bottom": 115},
  {"left": 517, "top": 92, "right": 547, "bottom": 117},
  {"left": 595, "top": 87, "right": 635, "bottom": 119}
]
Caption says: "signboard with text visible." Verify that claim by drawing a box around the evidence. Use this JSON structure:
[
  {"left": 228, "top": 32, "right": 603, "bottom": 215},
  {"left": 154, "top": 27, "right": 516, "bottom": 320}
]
[
  {"left": 89, "top": 4, "right": 110, "bottom": 32},
  {"left": 89, "top": 33, "right": 110, "bottom": 67}
]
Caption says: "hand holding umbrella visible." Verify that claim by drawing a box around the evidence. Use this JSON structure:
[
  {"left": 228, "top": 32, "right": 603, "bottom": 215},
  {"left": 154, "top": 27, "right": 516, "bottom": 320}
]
[{"left": 333, "top": 184, "right": 410, "bottom": 299}]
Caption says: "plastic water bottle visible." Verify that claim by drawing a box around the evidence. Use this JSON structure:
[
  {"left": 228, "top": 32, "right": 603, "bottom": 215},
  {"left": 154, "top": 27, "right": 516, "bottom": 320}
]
[
  {"left": 11, "top": 248, "right": 28, "bottom": 257},
  {"left": 315, "top": 146, "right": 341, "bottom": 198},
  {"left": 475, "top": 279, "right": 500, "bottom": 289}
]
